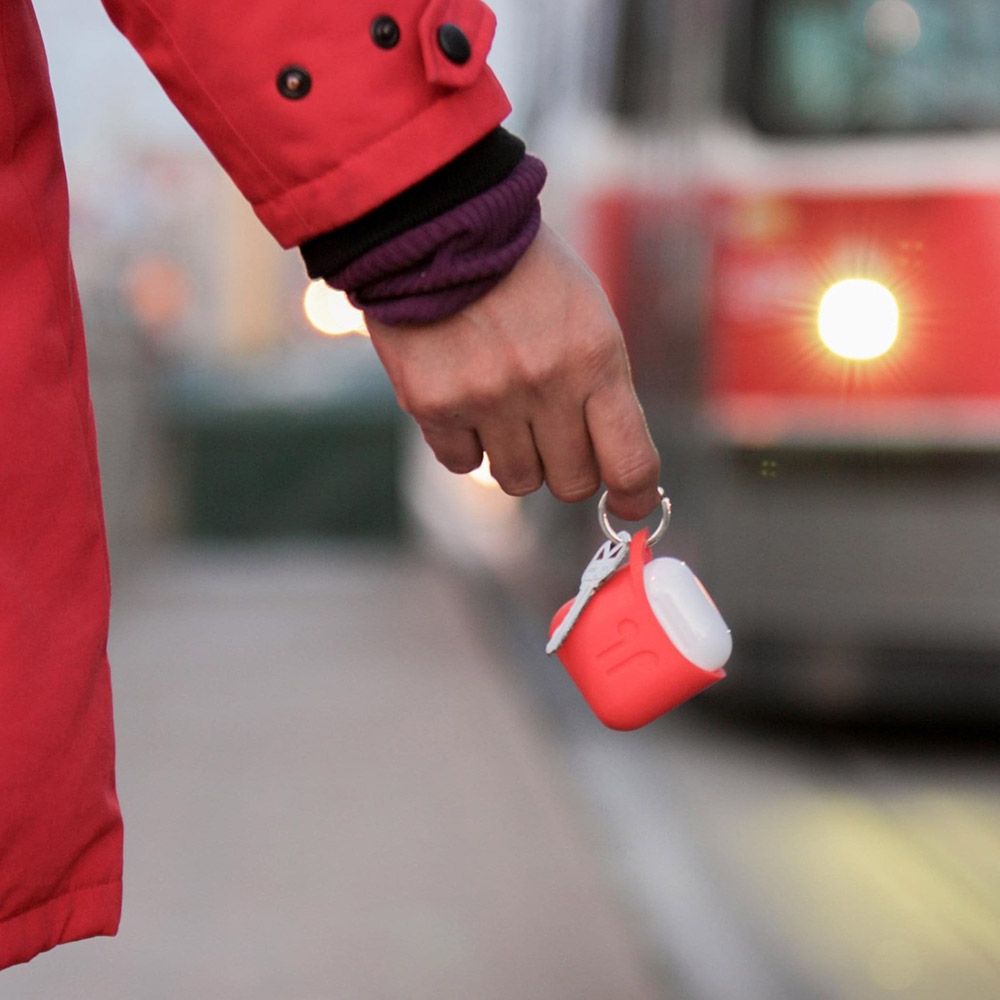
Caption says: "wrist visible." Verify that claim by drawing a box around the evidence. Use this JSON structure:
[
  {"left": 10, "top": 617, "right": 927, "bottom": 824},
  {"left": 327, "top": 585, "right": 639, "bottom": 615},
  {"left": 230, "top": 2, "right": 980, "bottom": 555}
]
[{"left": 329, "top": 155, "right": 547, "bottom": 326}]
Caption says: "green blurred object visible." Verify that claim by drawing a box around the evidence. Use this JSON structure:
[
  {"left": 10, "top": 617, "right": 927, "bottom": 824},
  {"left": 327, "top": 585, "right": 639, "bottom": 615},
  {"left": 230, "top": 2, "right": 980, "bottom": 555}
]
[{"left": 164, "top": 340, "right": 403, "bottom": 539}]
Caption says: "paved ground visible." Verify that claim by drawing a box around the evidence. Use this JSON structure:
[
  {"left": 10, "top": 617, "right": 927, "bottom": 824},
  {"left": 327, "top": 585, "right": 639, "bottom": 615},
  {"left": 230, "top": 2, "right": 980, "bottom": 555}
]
[
  {"left": 4, "top": 544, "right": 662, "bottom": 1000},
  {"left": 11, "top": 541, "right": 994, "bottom": 1000},
  {"left": 562, "top": 711, "right": 1000, "bottom": 1000}
]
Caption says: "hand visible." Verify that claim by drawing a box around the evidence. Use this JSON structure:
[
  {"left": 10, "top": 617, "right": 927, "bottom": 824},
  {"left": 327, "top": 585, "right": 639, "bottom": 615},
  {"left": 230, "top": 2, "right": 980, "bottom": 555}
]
[{"left": 364, "top": 223, "right": 661, "bottom": 521}]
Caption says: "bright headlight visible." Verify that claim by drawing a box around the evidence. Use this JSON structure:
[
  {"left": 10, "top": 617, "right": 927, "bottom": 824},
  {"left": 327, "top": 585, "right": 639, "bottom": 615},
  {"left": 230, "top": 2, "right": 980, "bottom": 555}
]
[{"left": 818, "top": 278, "right": 899, "bottom": 361}]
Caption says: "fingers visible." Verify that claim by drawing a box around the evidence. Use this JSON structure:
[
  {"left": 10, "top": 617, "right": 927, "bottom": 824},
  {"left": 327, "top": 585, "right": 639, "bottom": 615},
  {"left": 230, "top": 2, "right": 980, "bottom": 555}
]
[
  {"left": 584, "top": 379, "right": 661, "bottom": 521},
  {"left": 420, "top": 425, "right": 483, "bottom": 474},
  {"left": 418, "top": 386, "right": 657, "bottom": 518},
  {"left": 423, "top": 416, "right": 548, "bottom": 499},
  {"left": 477, "top": 421, "right": 544, "bottom": 496},
  {"left": 531, "top": 398, "right": 601, "bottom": 504}
]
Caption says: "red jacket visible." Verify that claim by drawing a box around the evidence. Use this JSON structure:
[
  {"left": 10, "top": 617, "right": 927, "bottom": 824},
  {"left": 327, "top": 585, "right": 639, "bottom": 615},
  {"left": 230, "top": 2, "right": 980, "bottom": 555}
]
[{"left": 0, "top": 0, "right": 508, "bottom": 970}]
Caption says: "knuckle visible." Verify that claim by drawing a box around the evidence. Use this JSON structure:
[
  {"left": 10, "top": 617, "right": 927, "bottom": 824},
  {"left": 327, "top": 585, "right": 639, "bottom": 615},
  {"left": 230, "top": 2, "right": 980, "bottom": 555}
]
[
  {"left": 503, "top": 480, "right": 543, "bottom": 498},
  {"left": 411, "top": 393, "right": 459, "bottom": 426},
  {"left": 551, "top": 477, "right": 600, "bottom": 504},
  {"left": 465, "top": 378, "right": 507, "bottom": 414},
  {"left": 421, "top": 429, "right": 482, "bottom": 475},
  {"left": 494, "top": 467, "right": 543, "bottom": 497},
  {"left": 579, "top": 328, "right": 623, "bottom": 379},
  {"left": 518, "top": 355, "right": 562, "bottom": 395},
  {"left": 608, "top": 457, "right": 659, "bottom": 497},
  {"left": 445, "top": 456, "right": 482, "bottom": 475}
]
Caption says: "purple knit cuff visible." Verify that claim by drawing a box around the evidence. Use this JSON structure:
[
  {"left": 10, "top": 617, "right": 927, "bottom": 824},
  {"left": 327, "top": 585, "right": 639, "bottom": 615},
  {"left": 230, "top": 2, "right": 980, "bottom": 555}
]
[{"left": 325, "top": 155, "right": 547, "bottom": 326}]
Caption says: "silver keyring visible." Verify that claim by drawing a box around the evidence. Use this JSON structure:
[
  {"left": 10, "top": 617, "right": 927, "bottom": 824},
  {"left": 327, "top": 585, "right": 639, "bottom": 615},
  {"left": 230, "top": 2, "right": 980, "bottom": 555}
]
[{"left": 598, "top": 488, "right": 671, "bottom": 547}]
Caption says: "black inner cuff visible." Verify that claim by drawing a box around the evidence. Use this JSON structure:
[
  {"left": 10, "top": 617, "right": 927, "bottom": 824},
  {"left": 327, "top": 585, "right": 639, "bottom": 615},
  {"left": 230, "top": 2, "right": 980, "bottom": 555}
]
[{"left": 300, "top": 127, "right": 526, "bottom": 278}]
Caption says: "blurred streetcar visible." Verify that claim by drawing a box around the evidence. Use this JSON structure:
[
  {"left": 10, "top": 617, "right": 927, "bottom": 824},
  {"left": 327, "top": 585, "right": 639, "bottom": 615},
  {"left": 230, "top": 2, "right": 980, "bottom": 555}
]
[{"left": 415, "top": 0, "right": 1000, "bottom": 719}]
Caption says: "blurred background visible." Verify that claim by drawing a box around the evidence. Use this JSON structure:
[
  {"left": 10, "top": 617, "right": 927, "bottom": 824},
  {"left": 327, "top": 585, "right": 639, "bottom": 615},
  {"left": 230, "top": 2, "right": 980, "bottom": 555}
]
[{"left": 7, "top": 1, "right": 1000, "bottom": 998}]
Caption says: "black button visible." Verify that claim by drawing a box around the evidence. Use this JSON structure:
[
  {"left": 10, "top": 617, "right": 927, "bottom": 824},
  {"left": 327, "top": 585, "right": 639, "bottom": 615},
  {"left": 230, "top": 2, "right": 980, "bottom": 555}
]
[
  {"left": 437, "top": 23, "right": 471, "bottom": 65},
  {"left": 371, "top": 15, "right": 401, "bottom": 49},
  {"left": 277, "top": 66, "right": 311, "bottom": 100}
]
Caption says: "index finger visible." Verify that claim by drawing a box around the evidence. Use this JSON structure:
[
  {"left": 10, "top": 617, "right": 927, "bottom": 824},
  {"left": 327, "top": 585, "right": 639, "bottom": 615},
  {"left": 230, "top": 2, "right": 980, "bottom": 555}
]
[{"left": 584, "top": 379, "right": 661, "bottom": 521}]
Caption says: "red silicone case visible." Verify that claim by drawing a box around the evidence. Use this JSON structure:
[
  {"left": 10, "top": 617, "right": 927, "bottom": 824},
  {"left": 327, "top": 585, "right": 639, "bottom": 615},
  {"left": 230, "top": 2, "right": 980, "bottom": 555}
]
[{"left": 549, "top": 529, "right": 726, "bottom": 730}]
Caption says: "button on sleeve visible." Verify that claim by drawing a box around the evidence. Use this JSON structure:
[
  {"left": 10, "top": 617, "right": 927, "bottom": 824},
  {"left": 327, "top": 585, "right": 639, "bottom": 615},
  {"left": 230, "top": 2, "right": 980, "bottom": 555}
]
[{"left": 418, "top": 0, "right": 497, "bottom": 88}]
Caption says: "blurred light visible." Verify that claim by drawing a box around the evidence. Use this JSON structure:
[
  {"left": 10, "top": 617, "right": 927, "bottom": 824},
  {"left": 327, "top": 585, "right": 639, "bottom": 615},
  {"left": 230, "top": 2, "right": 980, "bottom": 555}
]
[
  {"left": 124, "top": 256, "right": 190, "bottom": 331},
  {"left": 468, "top": 455, "right": 502, "bottom": 491},
  {"left": 818, "top": 279, "right": 899, "bottom": 361},
  {"left": 864, "top": 0, "right": 921, "bottom": 56},
  {"left": 303, "top": 281, "right": 368, "bottom": 337}
]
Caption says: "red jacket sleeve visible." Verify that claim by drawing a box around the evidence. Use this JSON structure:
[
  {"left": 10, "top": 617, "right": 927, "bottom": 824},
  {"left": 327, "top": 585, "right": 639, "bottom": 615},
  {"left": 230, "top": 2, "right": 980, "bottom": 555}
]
[{"left": 99, "top": 0, "right": 512, "bottom": 247}]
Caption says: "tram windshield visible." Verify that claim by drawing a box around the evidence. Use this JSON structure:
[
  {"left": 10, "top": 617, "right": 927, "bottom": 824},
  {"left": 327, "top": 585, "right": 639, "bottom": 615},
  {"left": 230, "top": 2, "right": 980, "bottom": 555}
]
[{"left": 748, "top": 0, "right": 1000, "bottom": 134}]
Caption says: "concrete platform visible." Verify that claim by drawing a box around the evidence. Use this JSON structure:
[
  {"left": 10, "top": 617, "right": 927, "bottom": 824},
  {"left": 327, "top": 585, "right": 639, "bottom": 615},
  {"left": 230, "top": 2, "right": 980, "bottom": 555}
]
[{"left": 4, "top": 545, "right": 661, "bottom": 1000}]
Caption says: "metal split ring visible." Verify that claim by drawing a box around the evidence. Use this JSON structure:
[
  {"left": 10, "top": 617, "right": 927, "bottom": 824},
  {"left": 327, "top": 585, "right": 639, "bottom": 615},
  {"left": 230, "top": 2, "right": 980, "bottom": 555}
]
[{"left": 598, "top": 487, "right": 672, "bottom": 547}]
